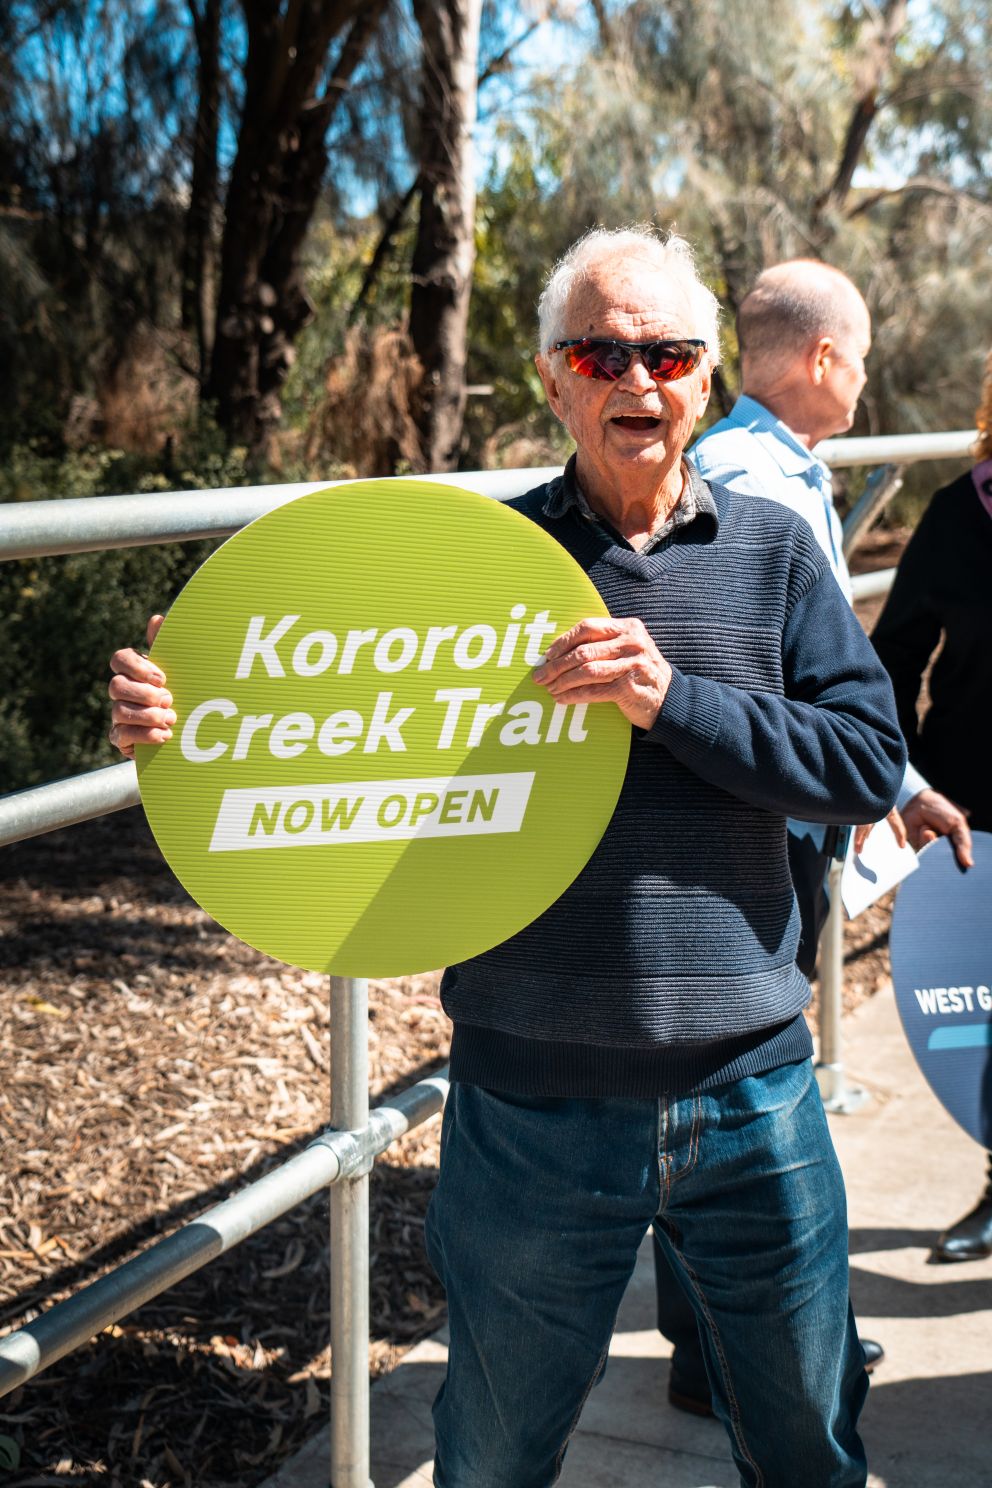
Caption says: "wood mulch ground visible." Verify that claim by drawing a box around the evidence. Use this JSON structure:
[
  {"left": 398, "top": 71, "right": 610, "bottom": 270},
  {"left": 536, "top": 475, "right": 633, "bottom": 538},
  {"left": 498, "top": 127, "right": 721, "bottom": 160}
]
[
  {"left": 0, "top": 810, "right": 449, "bottom": 1487},
  {"left": 0, "top": 528, "right": 908, "bottom": 1486}
]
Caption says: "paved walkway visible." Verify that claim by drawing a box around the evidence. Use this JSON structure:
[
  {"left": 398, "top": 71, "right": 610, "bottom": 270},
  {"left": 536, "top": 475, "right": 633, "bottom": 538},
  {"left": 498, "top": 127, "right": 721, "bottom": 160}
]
[{"left": 263, "top": 985, "right": 992, "bottom": 1488}]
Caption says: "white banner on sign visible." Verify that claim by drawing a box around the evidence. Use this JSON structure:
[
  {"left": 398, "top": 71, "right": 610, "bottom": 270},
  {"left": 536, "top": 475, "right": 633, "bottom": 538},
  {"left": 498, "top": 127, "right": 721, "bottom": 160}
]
[
  {"left": 208, "top": 771, "right": 536, "bottom": 852},
  {"left": 840, "top": 814, "right": 919, "bottom": 918}
]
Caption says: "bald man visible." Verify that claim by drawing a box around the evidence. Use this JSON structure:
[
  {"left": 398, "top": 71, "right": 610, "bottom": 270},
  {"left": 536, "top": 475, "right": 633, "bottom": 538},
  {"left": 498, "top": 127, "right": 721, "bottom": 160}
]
[
  {"left": 647, "top": 260, "right": 971, "bottom": 1418},
  {"left": 694, "top": 261, "right": 970, "bottom": 921}
]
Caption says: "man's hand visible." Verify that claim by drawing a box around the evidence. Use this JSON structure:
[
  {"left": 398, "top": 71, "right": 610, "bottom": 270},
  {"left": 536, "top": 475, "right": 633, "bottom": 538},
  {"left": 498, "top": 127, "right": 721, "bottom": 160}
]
[
  {"left": 108, "top": 614, "right": 174, "bottom": 759},
  {"left": 900, "top": 787, "right": 973, "bottom": 869},
  {"left": 853, "top": 806, "right": 907, "bottom": 857},
  {"left": 854, "top": 791, "right": 972, "bottom": 869},
  {"left": 531, "top": 616, "right": 672, "bottom": 731}
]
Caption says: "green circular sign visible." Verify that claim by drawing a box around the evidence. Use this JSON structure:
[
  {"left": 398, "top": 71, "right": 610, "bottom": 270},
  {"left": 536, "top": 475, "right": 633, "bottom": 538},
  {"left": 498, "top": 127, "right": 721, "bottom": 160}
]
[{"left": 137, "top": 480, "right": 630, "bottom": 976}]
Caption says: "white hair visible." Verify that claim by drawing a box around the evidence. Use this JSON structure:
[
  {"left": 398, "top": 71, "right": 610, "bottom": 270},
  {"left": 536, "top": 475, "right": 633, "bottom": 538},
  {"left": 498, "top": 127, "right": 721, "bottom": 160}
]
[{"left": 537, "top": 226, "right": 721, "bottom": 366}]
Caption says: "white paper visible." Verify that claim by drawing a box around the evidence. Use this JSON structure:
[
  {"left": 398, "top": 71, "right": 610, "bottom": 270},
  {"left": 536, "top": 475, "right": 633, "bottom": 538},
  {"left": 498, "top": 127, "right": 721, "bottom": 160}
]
[{"left": 840, "top": 815, "right": 919, "bottom": 918}]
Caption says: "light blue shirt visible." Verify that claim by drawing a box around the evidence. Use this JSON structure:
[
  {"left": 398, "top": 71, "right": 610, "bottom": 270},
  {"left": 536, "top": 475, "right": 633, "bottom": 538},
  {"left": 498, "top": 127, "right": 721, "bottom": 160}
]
[
  {"left": 690, "top": 395, "right": 927, "bottom": 827},
  {"left": 691, "top": 395, "right": 851, "bottom": 598}
]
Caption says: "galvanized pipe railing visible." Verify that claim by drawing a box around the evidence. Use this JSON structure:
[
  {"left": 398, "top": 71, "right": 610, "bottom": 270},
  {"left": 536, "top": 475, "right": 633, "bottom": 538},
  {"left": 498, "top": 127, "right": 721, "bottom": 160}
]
[
  {"left": 0, "top": 762, "right": 140, "bottom": 847},
  {"left": 0, "top": 468, "right": 562, "bottom": 560},
  {"left": 0, "top": 432, "right": 976, "bottom": 561},
  {"left": 842, "top": 464, "right": 905, "bottom": 558},
  {"left": 330, "top": 975, "right": 373, "bottom": 1488},
  {"left": 0, "top": 1066, "right": 449, "bottom": 1399},
  {"left": 821, "top": 428, "right": 975, "bottom": 468}
]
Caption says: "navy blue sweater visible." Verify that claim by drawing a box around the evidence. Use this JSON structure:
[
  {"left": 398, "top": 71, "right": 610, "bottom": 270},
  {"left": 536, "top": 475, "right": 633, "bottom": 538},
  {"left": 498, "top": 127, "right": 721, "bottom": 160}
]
[{"left": 442, "top": 468, "right": 906, "bottom": 1097}]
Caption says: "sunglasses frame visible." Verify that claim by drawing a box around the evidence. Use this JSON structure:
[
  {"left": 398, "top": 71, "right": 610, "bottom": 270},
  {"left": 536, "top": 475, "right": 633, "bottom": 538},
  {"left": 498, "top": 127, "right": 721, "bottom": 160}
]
[{"left": 552, "top": 336, "right": 707, "bottom": 383}]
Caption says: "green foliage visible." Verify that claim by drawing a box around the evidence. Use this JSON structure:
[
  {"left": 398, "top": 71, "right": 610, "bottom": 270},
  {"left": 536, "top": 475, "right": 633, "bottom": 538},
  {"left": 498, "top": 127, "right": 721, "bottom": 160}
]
[
  {"left": 463, "top": 0, "right": 992, "bottom": 481},
  {"left": 0, "top": 437, "right": 257, "bottom": 791},
  {"left": 280, "top": 215, "right": 398, "bottom": 444}
]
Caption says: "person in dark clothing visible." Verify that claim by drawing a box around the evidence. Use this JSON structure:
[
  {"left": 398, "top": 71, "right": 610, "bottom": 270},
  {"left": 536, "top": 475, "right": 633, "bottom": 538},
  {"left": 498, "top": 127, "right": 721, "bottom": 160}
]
[
  {"left": 872, "top": 351, "right": 992, "bottom": 1263},
  {"left": 871, "top": 469, "right": 992, "bottom": 834}
]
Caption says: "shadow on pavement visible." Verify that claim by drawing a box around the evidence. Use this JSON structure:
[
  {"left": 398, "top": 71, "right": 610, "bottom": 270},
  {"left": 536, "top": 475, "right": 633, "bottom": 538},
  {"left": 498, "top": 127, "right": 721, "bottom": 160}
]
[
  {"left": 861, "top": 1369, "right": 992, "bottom": 1485},
  {"left": 848, "top": 1225, "right": 942, "bottom": 1255},
  {"left": 368, "top": 1356, "right": 992, "bottom": 1488},
  {"left": 849, "top": 1262, "right": 992, "bottom": 1319}
]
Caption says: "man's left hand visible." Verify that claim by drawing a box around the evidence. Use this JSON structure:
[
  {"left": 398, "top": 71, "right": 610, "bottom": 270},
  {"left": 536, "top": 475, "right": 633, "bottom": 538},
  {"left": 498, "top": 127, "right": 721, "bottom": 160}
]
[
  {"left": 900, "top": 788, "right": 973, "bottom": 869},
  {"left": 855, "top": 790, "right": 973, "bottom": 869},
  {"left": 532, "top": 616, "right": 672, "bottom": 731}
]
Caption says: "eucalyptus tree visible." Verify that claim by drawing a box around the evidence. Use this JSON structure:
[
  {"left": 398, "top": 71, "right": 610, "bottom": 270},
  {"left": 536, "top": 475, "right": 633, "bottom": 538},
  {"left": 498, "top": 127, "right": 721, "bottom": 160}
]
[
  {"left": 201, "top": 0, "right": 390, "bottom": 453},
  {"left": 0, "top": 0, "right": 197, "bottom": 448},
  {"left": 407, "top": 0, "right": 483, "bottom": 471},
  {"left": 472, "top": 0, "right": 992, "bottom": 450}
]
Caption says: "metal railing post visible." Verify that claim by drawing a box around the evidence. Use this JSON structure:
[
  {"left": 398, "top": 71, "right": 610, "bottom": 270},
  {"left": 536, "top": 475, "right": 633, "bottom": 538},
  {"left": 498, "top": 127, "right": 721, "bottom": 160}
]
[
  {"left": 815, "top": 862, "right": 870, "bottom": 1113},
  {"left": 329, "top": 976, "right": 373, "bottom": 1488},
  {"left": 842, "top": 462, "right": 906, "bottom": 558}
]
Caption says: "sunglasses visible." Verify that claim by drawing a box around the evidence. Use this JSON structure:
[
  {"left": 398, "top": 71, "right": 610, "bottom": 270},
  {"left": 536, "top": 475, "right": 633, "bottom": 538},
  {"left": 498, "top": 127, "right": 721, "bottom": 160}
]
[{"left": 552, "top": 337, "right": 706, "bottom": 383}]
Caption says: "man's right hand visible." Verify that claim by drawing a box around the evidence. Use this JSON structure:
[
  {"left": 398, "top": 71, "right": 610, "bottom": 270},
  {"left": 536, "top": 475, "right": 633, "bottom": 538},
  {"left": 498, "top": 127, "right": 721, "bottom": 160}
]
[
  {"left": 899, "top": 787, "right": 974, "bottom": 870},
  {"left": 108, "top": 614, "right": 175, "bottom": 759}
]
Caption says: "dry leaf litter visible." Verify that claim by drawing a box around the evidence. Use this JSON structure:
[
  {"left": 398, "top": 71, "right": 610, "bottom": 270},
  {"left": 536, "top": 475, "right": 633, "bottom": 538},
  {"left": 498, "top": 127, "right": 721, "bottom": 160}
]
[{"left": 1, "top": 811, "right": 447, "bottom": 1486}]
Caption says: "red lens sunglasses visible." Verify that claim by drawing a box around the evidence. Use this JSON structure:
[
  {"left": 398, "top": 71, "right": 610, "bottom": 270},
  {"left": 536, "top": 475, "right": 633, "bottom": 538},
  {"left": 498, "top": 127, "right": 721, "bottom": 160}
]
[{"left": 552, "top": 337, "right": 706, "bottom": 383}]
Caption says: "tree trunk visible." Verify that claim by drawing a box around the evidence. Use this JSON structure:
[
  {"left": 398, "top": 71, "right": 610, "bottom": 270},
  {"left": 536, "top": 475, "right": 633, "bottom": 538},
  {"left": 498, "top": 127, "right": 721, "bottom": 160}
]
[
  {"left": 408, "top": 0, "right": 483, "bottom": 473},
  {"left": 254, "top": 0, "right": 387, "bottom": 442},
  {"left": 811, "top": 0, "right": 908, "bottom": 233},
  {"left": 348, "top": 174, "right": 421, "bottom": 325},
  {"left": 203, "top": 0, "right": 378, "bottom": 455},
  {"left": 181, "top": 0, "right": 222, "bottom": 381}
]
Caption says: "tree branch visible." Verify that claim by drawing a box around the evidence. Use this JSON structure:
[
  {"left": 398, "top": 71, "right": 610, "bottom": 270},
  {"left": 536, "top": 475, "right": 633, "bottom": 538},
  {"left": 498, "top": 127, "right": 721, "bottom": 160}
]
[
  {"left": 588, "top": 0, "right": 615, "bottom": 54},
  {"left": 812, "top": 0, "right": 908, "bottom": 227},
  {"left": 846, "top": 176, "right": 991, "bottom": 220},
  {"left": 478, "top": 20, "right": 540, "bottom": 88},
  {"left": 348, "top": 175, "right": 422, "bottom": 324},
  {"left": 322, "top": 0, "right": 388, "bottom": 115}
]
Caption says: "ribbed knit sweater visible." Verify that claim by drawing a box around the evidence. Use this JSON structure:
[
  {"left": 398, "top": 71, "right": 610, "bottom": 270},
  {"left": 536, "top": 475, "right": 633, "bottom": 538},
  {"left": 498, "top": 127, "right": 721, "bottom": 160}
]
[{"left": 442, "top": 462, "right": 906, "bottom": 1098}]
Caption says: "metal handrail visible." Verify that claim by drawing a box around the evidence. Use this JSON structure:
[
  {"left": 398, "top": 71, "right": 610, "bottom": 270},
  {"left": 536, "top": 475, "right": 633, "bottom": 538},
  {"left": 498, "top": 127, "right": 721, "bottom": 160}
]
[
  {"left": 0, "top": 430, "right": 977, "bottom": 563},
  {"left": 0, "top": 1068, "right": 449, "bottom": 1397},
  {"left": 0, "top": 762, "right": 139, "bottom": 848},
  {"left": 0, "top": 467, "right": 562, "bottom": 561},
  {"left": 818, "top": 428, "right": 975, "bottom": 468},
  {"left": 851, "top": 568, "right": 897, "bottom": 602}
]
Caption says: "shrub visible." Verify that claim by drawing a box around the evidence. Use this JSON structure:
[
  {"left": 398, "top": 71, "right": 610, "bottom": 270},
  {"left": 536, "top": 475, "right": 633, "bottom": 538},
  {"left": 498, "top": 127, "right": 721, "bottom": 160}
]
[{"left": 0, "top": 439, "right": 252, "bottom": 790}]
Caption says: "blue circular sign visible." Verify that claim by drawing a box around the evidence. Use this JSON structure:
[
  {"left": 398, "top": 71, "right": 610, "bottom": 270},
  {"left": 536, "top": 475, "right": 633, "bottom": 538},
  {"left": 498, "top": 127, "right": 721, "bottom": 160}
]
[{"left": 890, "top": 831, "right": 992, "bottom": 1149}]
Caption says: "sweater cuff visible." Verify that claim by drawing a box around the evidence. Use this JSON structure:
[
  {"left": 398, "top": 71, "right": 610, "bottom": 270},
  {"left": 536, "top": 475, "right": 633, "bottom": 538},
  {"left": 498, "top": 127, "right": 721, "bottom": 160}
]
[{"left": 646, "top": 667, "right": 722, "bottom": 753}]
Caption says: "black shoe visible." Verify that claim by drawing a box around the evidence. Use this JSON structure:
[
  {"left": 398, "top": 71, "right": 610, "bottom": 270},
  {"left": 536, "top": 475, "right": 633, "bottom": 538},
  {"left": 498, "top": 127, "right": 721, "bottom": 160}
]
[
  {"left": 931, "top": 1189, "right": 992, "bottom": 1263},
  {"left": 668, "top": 1371, "right": 714, "bottom": 1418},
  {"left": 669, "top": 1336, "right": 883, "bottom": 1417}
]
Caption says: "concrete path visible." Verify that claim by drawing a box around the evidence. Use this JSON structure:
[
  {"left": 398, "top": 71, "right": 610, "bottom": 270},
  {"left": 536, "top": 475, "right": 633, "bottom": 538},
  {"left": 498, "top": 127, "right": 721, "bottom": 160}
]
[{"left": 262, "top": 985, "right": 992, "bottom": 1488}]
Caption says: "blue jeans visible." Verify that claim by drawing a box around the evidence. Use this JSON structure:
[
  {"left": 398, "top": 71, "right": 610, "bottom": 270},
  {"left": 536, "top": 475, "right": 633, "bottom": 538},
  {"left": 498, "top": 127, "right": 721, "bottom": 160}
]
[{"left": 424, "top": 1060, "right": 867, "bottom": 1488}]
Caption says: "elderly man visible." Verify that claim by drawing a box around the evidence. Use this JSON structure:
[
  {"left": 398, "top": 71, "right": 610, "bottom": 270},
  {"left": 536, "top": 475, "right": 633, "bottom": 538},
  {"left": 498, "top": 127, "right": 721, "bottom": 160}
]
[{"left": 110, "top": 229, "right": 905, "bottom": 1488}]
